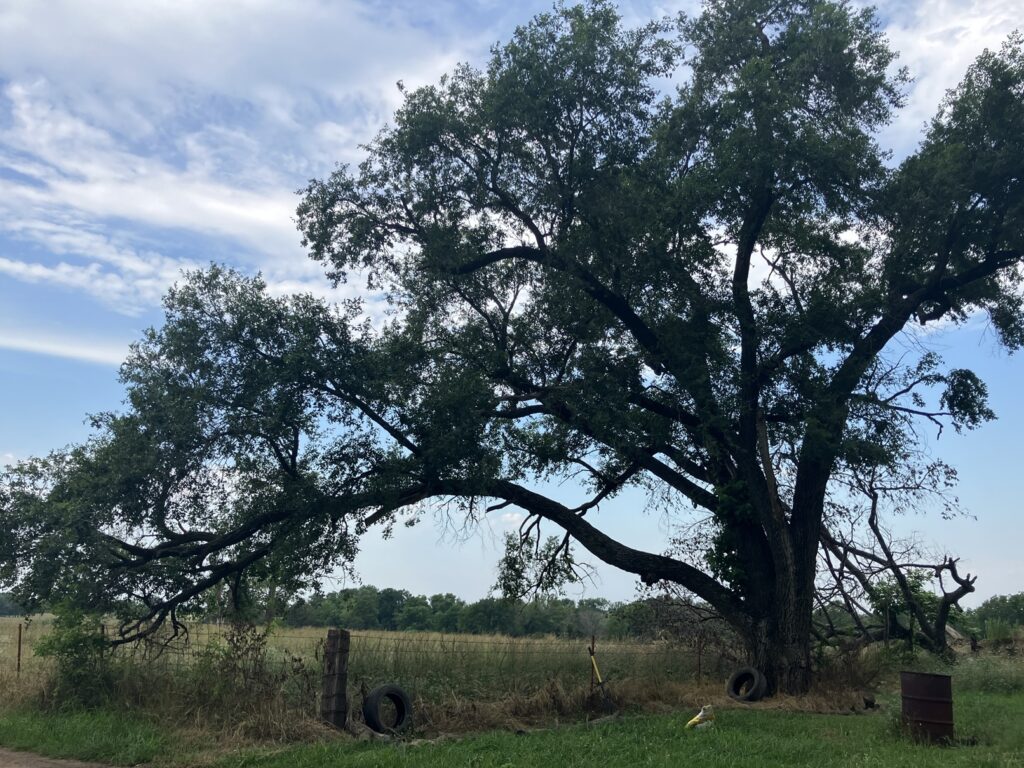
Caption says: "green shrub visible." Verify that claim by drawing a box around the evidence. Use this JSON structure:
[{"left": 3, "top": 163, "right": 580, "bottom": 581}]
[
  {"left": 32, "top": 608, "right": 113, "bottom": 708},
  {"left": 984, "top": 618, "right": 1016, "bottom": 646},
  {"left": 952, "top": 655, "right": 1024, "bottom": 694}
]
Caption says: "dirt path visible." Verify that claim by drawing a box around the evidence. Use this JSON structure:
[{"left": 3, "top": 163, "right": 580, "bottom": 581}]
[{"left": 0, "top": 749, "right": 110, "bottom": 768}]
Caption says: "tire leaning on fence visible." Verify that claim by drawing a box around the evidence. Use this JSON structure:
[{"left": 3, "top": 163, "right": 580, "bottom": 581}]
[
  {"left": 725, "top": 666, "right": 767, "bottom": 702},
  {"left": 362, "top": 683, "right": 413, "bottom": 733}
]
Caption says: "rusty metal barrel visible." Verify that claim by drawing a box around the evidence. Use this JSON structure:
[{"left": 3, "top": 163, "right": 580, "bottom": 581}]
[{"left": 900, "top": 671, "right": 954, "bottom": 743}]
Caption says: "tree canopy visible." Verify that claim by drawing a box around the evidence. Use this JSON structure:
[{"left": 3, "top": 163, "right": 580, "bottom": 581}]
[{"left": 1, "top": 0, "right": 1022, "bottom": 693}]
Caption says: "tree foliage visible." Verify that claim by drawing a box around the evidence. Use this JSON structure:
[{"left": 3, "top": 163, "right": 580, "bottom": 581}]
[
  {"left": 967, "top": 593, "right": 1024, "bottom": 633},
  {"left": 2, "top": 1, "right": 1022, "bottom": 692}
]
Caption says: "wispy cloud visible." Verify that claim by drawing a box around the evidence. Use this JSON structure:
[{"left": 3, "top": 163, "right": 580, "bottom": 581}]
[
  {"left": 0, "top": 327, "right": 128, "bottom": 366},
  {"left": 0, "top": 0, "right": 1017, "bottom": 321},
  {"left": 877, "top": 0, "right": 1021, "bottom": 154},
  {"left": 0, "top": 0, "right": 489, "bottom": 319}
]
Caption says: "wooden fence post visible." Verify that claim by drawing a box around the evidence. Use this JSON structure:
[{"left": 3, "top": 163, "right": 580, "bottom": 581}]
[
  {"left": 696, "top": 635, "right": 703, "bottom": 682},
  {"left": 16, "top": 623, "right": 22, "bottom": 678},
  {"left": 320, "top": 628, "right": 350, "bottom": 728}
]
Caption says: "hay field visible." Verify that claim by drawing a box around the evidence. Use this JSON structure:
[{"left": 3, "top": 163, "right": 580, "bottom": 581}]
[
  {"left": 0, "top": 616, "right": 52, "bottom": 675},
  {"left": 0, "top": 616, "right": 726, "bottom": 702}
]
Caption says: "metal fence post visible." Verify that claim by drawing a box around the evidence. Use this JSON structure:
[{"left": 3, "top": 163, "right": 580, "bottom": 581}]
[{"left": 16, "top": 622, "right": 22, "bottom": 677}]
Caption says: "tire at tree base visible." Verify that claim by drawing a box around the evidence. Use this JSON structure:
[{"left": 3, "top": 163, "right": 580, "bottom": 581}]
[
  {"left": 362, "top": 683, "right": 414, "bottom": 733},
  {"left": 726, "top": 667, "right": 767, "bottom": 702}
]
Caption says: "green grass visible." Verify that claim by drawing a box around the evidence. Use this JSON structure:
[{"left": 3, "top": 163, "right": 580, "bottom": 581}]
[
  {"left": 210, "top": 692, "right": 1024, "bottom": 768},
  {"left": 2, "top": 691, "right": 1019, "bottom": 768},
  {"left": 0, "top": 709, "right": 170, "bottom": 765},
  {"left": 3, "top": 619, "right": 1022, "bottom": 767}
]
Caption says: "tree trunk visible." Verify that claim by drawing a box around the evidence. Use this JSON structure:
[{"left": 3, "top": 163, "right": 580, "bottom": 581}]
[
  {"left": 744, "top": 607, "right": 814, "bottom": 695},
  {"left": 739, "top": 549, "right": 818, "bottom": 695}
]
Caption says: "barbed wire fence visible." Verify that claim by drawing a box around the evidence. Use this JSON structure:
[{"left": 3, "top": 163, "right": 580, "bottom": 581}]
[{"left": 0, "top": 619, "right": 743, "bottom": 725}]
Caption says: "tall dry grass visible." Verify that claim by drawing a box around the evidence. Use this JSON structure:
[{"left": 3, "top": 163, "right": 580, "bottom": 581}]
[
  {"left": 0, "top": 617, "right": 745, "bottom": 737},
  {"left": 4, "top": 616, "right": 937, "bottom": 738}
]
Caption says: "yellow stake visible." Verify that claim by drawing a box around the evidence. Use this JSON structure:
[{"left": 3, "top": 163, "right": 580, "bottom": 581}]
[{"left": 590, "top": 652, "right": 604, "bottom": 685}]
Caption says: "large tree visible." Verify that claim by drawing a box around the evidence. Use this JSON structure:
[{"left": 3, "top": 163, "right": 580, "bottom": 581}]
[{"left": 2, "top": 0, "right": 1022, "bottom": 693}]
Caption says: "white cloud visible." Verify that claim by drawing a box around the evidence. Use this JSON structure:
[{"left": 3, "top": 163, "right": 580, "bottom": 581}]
[
  {"left": 0, "top": 1, "right": 468, "bottom": 110},
  {"left": 0, "top": 219, "right": 202, "bottom": 313},
  {"left": 499, "top": 511, "right": 527, "bottom": 525},
  {"left": 0, "top": 0, "right": 1017, "bottom": 326},
  {"left": 0, "top": 1, "right": 485, "bottom": 321},
  {"left": 878, "top": 0, "right": 1021, "bottom": 155},
  {"left": 0, "top": 82, "right": 302, "bottom": 259},
  {"left": 0, "top": 327, "right": 128, "bottom": 366}
]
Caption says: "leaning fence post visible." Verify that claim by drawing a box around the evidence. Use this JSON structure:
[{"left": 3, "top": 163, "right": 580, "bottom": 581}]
[
  {"left": 16, "top": 623, "right": 22, "bottom": 677},
  {"left": 320, "top": 628, "right": 350, "bottom": 728},
  {"left": 589, "top": 635, "right": 596, "bottom": 695}
]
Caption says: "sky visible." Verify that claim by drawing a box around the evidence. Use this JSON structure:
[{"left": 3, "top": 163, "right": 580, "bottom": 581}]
[{"left": 0, "top": 0, "right": 1020, "bottom": 607}]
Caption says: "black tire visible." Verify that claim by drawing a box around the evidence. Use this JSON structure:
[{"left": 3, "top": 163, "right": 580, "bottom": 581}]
[
  {"left": 362, "top": 684, "right": 413, "bottom": 733},
  {"left": 726, "top": 666, "right": 767, "bottom": 702}
]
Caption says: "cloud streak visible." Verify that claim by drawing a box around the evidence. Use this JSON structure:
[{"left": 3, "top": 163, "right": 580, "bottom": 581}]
[
  {"left": 0, "top": 327, "right": 129, "bottom": 366},
  {"left": 0, "top": 0, "right": 1018, "bottom": 328}
]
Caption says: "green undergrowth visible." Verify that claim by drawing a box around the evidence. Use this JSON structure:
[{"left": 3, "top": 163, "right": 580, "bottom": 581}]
[
  {"left": 0, "top": 690, "right": 1021, "bottom": 767},
  {"left": 5, "top": 692, "right": 1017, "bottom": 768},
  {"left": 210, "top": 692, "right": 1024, "bottom": 768},
  {"left": 897, "top": 651, "right": 1024, "bottom": 694},
  {"left": 0, "top": 709, "right": 171, "bottom": 765}
]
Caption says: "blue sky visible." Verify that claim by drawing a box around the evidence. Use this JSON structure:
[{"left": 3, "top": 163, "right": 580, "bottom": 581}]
[{"left": 0, "top": 0, "right": 1020, "bottom": 606}]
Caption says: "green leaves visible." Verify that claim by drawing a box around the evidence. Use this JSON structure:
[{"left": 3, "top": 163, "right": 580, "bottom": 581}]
[
  {"left": 3, "top": 2, "right": 1022, "bottom": 660},
  {"left": 495, "top": 532, "right": 583, "bottom": 600}
]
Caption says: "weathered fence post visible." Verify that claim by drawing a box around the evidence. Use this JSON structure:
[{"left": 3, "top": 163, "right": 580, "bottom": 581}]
[
  {"left": 321, "top": 628, "right": 350, "bottom": 729},
  {"left": 696, "top": 635, "right": 703, "bottom": 682},
  {"left": 16, "top": 623, "right": 22, "bottom": 677}
]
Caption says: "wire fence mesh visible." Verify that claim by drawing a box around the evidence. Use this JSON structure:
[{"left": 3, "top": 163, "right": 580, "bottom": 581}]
[{"left": 0, "top": 617, "right": 742, "bottom": 707}]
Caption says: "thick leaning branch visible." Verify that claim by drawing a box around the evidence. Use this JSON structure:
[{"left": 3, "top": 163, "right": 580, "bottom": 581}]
[{"left": 479, "top": 478, "right": 748, "bottom": 629}]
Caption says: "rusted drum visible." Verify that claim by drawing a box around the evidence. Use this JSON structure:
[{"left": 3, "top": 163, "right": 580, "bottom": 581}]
[{"left": 900, "top": 671, "right": 954, "bottom": 743}]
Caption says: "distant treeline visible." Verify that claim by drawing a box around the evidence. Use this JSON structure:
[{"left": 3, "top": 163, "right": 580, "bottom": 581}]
[
  {"left": 0, "top": 592, "right": 22, "bottom": 615},
  {"left": 279, "top": 587, "right": 648, "bottom": 639},
  {"left": 966, "top": 593, "right": 1024, "bottom": 634},
  {"left": 6, "top": 585, "right": 1021, "bottom": 641}
]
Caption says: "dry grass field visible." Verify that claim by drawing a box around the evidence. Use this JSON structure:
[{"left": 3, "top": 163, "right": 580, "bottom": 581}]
[
  {"left": 0, "top": 615, "right": 738, "bottom": 735},
  {"left": 0, "top": 616, "right": 727, "bottom": 688},
  {"left": 3, "top": 615, "right": 1024, "bottom": 767}
]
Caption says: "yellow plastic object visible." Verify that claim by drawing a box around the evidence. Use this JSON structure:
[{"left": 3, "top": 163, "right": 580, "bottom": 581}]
[
  {"left": 590, "top": 653, "right": 604, "bottom": 684},
  {"left": 685, "top": 704, "right": 715, "bottom": 730}
]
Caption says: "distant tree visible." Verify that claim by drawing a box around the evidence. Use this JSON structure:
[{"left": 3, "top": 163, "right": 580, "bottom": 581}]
[
  {"left": 395, "top": 595, "right": 433, "bottom": 631},
  {"left": 429, "top": 593, "right": 466, "bottom": 633},
  {"left": 0, "top": 592, "right": 21, "bottom": 616},
  {"left": 518, "top": 596, "right": 574, "bottom": 636},
  {"left": 342, "top": 587, "right": 382, "bottom": 630},
  {"left": 458, "top": 597, "right": 520, "bottom": 635},
  {"left": 968, "top": 593, "right": 1024, "bottom": 631},
  {"left": 2, "top": 1, "right": 1022, "bottom": 694},
  {"left": 281, "top": 596, "right": 320, "bottom": 627},
  {"left": 376, "top": 588, "right": 411, "bottom": 631},
  {"left": 575, "top": 597, "right": 611, "bottom": 638},
  {"left": 607, "top": 600, "right": 660, "bottom": 641}
]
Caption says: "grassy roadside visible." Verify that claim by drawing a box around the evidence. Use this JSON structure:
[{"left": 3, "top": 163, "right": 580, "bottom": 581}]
[
  {"left": 1, "top": 691, "right": 1022, "bottom": 768},
  {"left": 0, "top": 710, "right": 171, "bottom": 765},
  {"left": 210, "top": 692, "right": 1024, "bottom": 768}
]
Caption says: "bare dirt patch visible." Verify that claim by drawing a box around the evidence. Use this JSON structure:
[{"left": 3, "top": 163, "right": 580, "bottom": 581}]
[{"left": 0, "top": 748, "right": 109, "bottom": 768}]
